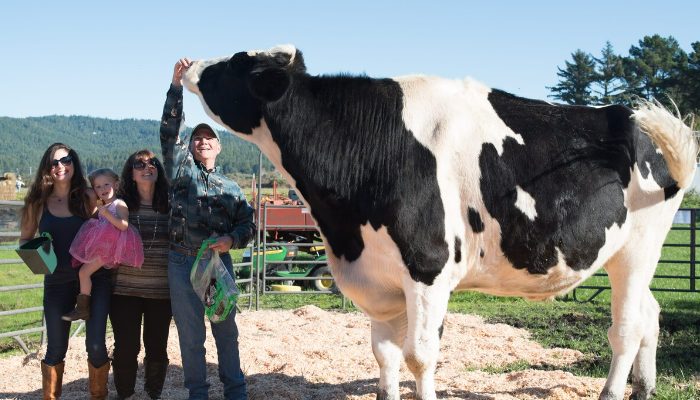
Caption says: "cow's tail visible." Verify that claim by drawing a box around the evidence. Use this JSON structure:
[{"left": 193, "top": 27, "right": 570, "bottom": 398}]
[{"left": 633, "top": 99, "right": 698, "bottom": 189}]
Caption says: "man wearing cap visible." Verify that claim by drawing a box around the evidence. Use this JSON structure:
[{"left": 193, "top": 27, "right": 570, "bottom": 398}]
[{"left": 160, "top": 57, "right": 254, "bottom": 400}]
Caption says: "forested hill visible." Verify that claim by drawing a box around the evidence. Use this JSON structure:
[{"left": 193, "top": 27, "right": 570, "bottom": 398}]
[{"left": 0, "top": 115, "right": 270, "bottom": 178}]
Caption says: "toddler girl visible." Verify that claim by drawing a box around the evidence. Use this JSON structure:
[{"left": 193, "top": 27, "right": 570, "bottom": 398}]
[{"left": 63, "top": 168, "right": 144, "bottom": 321}]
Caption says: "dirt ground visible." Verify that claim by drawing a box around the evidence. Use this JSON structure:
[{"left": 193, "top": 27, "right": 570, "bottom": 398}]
[{"left": 0, "top": 305, "right": 627, "bottom": 399}]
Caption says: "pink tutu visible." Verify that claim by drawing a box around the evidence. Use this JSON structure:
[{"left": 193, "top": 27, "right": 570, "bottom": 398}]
[{"left": 69, "top": 201, "right": 144, "bottom": 269}]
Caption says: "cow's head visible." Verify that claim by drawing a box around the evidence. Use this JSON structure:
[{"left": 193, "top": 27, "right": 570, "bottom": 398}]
[{"left": 183, "top": 44, "right": 306, "bottom": 135}]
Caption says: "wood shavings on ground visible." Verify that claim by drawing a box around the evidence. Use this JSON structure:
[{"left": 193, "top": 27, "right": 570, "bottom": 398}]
[{"left": 0, "top": 305, "right": 628, "bottom": 399}]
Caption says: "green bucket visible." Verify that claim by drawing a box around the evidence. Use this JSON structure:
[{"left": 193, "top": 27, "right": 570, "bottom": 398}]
[{"left": 16, "top": 232, "right": 57, "bottom": 274}]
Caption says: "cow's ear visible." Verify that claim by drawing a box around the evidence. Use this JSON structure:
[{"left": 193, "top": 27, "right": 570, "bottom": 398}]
[
  {"left": 227, "top": 52, "right": 255, "bottom": 74},
  {"left": 248, "top": 68, "right": 290, "bottom": 102}
]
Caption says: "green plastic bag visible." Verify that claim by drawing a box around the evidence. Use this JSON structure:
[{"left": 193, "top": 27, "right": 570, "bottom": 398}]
[{"left": 191, "top": 239, "right": 239, "bottom": 323}]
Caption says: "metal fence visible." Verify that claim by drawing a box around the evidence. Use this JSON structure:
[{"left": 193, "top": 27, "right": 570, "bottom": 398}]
[
  {"left": 572, "top": 207, "right": 699, "bottom": 301},
  {"left": 0, "top": 283, "right": 45, "bottom": 353},
  {"left": 0, "top": 201, "right": 342, "bottom": 353},
  {"left": 0, "top": 201, "right": 102, "bottom": 353},
  {"left": 2, "top": 202, "right": 698, "bottom": 353},
  {"left": 242, "top": 204, "right": 346, "bottom": 311}
]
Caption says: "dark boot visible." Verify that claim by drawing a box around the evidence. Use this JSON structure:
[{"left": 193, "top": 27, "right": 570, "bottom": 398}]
[
  {"left": 87, "top": 360, "right": 109, "bottom": 400},
  {"left": 41, "top": 361, "right": 64, "bottom": 400},
  {"left": 144, "top": 358, "right": 169, "bottom": 399},
  {"left": 62, "top": 294, "right": 91, "bottom": 321},
  {"left": 112, "top": 358, "right": 137, "bottom": 399}
]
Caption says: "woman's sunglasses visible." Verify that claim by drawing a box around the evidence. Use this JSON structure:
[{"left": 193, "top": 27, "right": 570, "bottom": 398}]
[
  {"left": 133, "top": 158, "right": 159, "bottom": 171},
  {"left": 50, "top": 156, "right": 73, "bottom": 168}
]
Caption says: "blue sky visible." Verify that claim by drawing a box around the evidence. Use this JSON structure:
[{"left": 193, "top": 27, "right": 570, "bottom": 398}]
[{"left": 1, "top": 1, "right": 697, "bottom": 130}]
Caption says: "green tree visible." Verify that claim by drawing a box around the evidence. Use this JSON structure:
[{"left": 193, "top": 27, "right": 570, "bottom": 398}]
[
  {"left": 683, "top": 41, "right": 700, "bottom": 119},
  {"left": 0, "top": 116, "right": 274, "bottom": 182},
  {"left": 592, "top": 42, "right": 626, "bottom": 105},
  {"left": 681, "top": 190, "right": 700, "bottom": 208},
  {"left": 623, "top": 35, "right": 688, "bottom": 107},
  {"left": 548, "top": 50, "right": 598, "bottom": 105}
]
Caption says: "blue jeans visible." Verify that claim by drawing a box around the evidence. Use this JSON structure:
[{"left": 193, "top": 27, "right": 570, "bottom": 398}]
[
  {"left": 43, "top": 270, "right": 111, "bottom": 367},
  {"left": 168, "top": 250, "right": 247, "bottom": 400}
]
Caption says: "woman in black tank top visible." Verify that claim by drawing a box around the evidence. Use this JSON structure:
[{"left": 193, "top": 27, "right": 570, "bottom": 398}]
[{"left": 19, "top": 143, "right": 111, "bottom": 399}]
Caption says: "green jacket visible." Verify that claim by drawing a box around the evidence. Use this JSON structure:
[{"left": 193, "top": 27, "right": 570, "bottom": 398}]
[{"left": 160, "top": 84, "right": 255, "bottom": 251}]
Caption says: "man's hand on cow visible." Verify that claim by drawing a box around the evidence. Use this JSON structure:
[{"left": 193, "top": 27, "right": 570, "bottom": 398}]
[
  {"left": 172, "top": 57, "right": 192, "bottom": 86},
  {"left": 208, "top": 234, "right": 233, "bottom": 253}
]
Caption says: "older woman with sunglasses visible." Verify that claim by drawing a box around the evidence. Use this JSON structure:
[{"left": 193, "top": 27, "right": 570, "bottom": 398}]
[
  {"left": 110, "top": 149, "right": 172, "bottom": 399},
  {"left": 20, "top": 143, "right": 112, "bottom": 399}
]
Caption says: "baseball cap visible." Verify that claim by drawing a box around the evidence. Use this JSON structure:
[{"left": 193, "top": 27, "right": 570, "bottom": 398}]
[{"left": 190, "top": 123, "right": 219, "bottom": 142}]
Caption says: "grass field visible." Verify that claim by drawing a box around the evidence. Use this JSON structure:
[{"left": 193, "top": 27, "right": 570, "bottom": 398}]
[{"left": 1, "top": 229, "right": 699, "bottom": 398}]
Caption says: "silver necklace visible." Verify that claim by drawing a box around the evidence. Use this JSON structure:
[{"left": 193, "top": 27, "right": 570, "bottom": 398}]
[{"left": 136, "top": 213, "right": 158, "bottom": 251}]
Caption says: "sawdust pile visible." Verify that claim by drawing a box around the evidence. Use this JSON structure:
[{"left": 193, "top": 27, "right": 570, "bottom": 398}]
[{"left": 0, "top": 306, "right": 623, "bottom": 399}]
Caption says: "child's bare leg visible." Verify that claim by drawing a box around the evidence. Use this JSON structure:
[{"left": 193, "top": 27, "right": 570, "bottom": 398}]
[{"left": 78, "top": 260, "right": 103, "bottom": 295}]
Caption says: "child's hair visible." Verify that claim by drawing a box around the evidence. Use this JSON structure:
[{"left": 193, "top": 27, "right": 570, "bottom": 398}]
[{"left": 88, "top": 168, "right": 120, "bottom": 187}]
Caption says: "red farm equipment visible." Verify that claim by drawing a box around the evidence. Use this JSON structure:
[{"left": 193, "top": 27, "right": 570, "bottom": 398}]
[{"left": 244, "top": 181, "right": 336, "bottom": 292}]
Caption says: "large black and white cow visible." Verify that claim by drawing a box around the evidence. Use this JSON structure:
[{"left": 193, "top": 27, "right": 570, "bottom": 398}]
[{"left": 182, "top": 45, "right": 697, "bottom": 400}]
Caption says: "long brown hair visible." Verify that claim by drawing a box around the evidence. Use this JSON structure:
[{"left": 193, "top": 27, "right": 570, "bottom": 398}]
[
  {"left": 119, "top": 149, "right": 170, "bottom": 213},
  {"left": 20, "top": 143, "right": 92, "bottom": 227}
]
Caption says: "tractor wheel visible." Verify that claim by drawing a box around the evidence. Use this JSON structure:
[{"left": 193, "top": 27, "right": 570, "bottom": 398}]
[{"left": 311, "top": 266, "right": 337, "bottom": 293}]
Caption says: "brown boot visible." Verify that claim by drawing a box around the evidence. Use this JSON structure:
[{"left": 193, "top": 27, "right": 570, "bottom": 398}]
[
  {"left": 62, "top": 294, "right": 91, "bottom": 321},
  {"left": 41, "top": 361, "right": 64, "bottom": 400},
  {"left": 88, "top": 360, "right": 109, "bottom": 400}
]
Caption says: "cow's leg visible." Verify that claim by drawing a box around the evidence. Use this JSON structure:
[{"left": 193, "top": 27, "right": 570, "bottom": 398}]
[
  {"left": 601, "top": 253, "right": 659, "bottom": 400},
  {"left": 629, "top": 289, "right": 659, "bottom": 399},
  {"left": 371, "top": 315, "right": 407, "bottom": 400},
  {"left": 402, "top": 279, "right": 451, "bottom": 400}
]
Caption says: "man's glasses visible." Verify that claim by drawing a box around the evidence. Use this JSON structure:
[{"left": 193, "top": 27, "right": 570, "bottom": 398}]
[
  {"left": 133, "top": 158, "right": 159, "bottom": 171},
  {"left": 50, "top": 156, "right": 73, "bottom": 168}
]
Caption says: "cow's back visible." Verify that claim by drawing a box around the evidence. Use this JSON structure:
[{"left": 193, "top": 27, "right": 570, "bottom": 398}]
[{"left": 400, "top": 83, "right": 678, "bottom": 298}]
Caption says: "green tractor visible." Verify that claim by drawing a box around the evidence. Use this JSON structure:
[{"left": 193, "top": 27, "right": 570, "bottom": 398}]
[
  {"left": 238, "top": 243, "right": 337, "bottom": 292},
  {"left": 237, "top": 245, "right": 294, "bottom": 279},
  {"left": 273, "top": 244, "right": 336, "bottom": 292},
  {"left": 240, "top": 194, "right": 338, "bottom": 292}
]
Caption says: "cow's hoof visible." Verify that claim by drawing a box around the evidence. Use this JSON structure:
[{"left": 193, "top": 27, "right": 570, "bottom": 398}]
[
  {"left": 376, "top": 389, "right": 399, "bottom": 400},
  {"left": 598, "top": 388, "right": 622, "bottom": 400},
  {"left": 630, "top": 387, "right": 656, "bottom": 400},
  {"left": 630, "top": 377, "right": 656, "bottom": 400}
]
